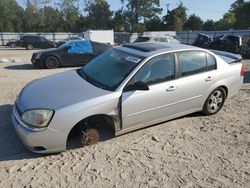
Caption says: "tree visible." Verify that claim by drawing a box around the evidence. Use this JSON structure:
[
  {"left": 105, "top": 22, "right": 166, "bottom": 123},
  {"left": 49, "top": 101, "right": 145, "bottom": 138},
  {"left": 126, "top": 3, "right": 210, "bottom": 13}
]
[
  {"left": 0, "top": 0, "right": 24, "bottom": 32},
  {"left": 39, "top": 6, "right": 65, "bottom": 32},
  {"left": 162, "top": 3, "right": 187, "bottom": 31},
  {"left": 203, "top": 19, "right": 216, "bottom": 31},
  {"left": 216, "top": 12, "right": 236, "bottom": 30},
  {"left": 59, "top": 0, "right": 80, "bottom": 32},
  {"left": 121, "top": 0, "right": 162, "bottom": 32},
  {"left": 231, "top": 0, "right": 250, "bottom": 29},
  {"left": 145, "top": 16, "right": 163, "bottom": 31},
  {"left": 84, "top": 0, "right": 113, "bottom": 30},
  {"left": 113, "top": 9, "right": 130, "bottom": 32},
  {"left": 184, "top": 14, "right": 203, "bottom": 31}
]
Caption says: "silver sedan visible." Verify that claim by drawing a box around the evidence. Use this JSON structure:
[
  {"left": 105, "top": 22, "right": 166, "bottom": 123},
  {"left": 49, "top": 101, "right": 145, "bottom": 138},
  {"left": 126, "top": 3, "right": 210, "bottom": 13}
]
[{"left": 12, "top": 43, "right": 244, "bottom": 153}]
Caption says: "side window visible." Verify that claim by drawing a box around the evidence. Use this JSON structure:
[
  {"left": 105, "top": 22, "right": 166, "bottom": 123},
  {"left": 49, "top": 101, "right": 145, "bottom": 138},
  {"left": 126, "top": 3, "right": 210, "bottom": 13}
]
[
  {"left": 134, "top": 53, "right": 175, "bottom": 85},
  {"left": 39, "top": 37, "right": 47, "bottom": 42},
  {"left": 206, "top": 53, "right": 217, "bottom": 71},
  {"left": 179, "top": 51, "right": 207, "bottom": 76},
  {"left": 159, "top": 38, "right": 168, "bottom": 42},
  {"left": 153, "top": 37, "right": 159, "bottom": 42}
]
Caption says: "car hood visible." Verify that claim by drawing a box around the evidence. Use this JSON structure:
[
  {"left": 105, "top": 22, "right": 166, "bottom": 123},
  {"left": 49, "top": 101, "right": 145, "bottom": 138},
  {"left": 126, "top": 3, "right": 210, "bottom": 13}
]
[
  {"left": 34, "top": 48, "right": 60, "bottom": 55},
  {"left": 17, "top": 70, "right": 112, "bottom": 112}
]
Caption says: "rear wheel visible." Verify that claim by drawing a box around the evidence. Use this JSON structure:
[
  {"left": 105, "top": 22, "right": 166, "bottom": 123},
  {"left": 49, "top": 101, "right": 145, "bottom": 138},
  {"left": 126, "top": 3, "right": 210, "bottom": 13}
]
[
  {"left": 202, "top": 87, "right": 226, "bottom": 115},
  {"left": 45, "top": 56, "right": 60, "bottom": 69},
  {"left": 26, "top": 44, "right": 34, "bottom": 50}
]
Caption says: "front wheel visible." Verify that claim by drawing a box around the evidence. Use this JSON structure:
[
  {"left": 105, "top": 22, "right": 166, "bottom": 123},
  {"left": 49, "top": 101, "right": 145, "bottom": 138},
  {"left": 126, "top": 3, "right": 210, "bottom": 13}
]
[
  {"left": 202, "top": 87, "right": 226, "bottom": 115},
  {"left": 45, "top": 56, "right": 60, "bottom": 69},
  {"left": 81, "top": 128, "right": 100, "bottom": 146}
]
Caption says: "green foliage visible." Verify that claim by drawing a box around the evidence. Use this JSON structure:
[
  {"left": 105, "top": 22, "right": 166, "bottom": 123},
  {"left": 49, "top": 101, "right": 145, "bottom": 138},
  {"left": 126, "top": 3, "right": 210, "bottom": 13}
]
[
  {"left": 162, "top": 3, "right": 187, "bottom": 31},
  {"left": 84, "top": 0, "right": 113, "bottom": 30},
  {"left": 145, "top": 16, "right": 163, "bottom": 31},
  {"left": 121, "top": 0, "right": 162, "bottom": 32},
  {"left": 231, "top": 1, "right": 250, "bottom": 29},
  {"left": 216, "top": 12, "right": 236, "bottom": 30},
  {"left": 184, "top": 14, "right": 203, "bottom": 31},
  {"left": 202, "top": 20, "right": 216, "bottom": 31},
  {"left": 113, "top": 9, "right": 130, "bottom": 32},
  {"left": 0, "top": 0, "right": 24, "bottom": 32},
  {"left": 1, "top": 0, "right": 250, "bottom": 33}
]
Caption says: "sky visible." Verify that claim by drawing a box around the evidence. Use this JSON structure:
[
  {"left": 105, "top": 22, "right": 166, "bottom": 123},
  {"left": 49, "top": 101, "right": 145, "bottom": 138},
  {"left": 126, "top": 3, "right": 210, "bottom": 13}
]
[{"left": 16, "top": 0, "right": 236, "bottom": 21}]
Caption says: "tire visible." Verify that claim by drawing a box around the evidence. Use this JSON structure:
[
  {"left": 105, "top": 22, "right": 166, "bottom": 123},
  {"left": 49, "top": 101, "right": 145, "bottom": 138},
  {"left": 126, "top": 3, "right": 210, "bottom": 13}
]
[
  {"left": 81, "top": 128, "right": 100, "bottom": 146},
  {"left": 26, "top": 44, "right": 34, "bottom": 50},
  {"left": 44, "top": 56, "right": 60, "bottom": 69},
  {"left": 202, "top": 87, "right": 226, "bottom": 115}
]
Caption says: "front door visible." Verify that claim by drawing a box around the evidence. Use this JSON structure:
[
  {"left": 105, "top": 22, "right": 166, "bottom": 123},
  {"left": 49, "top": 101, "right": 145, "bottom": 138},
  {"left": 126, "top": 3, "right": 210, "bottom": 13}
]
[{"left": 122, "top": 53, "right": 181, "bottom": 130}]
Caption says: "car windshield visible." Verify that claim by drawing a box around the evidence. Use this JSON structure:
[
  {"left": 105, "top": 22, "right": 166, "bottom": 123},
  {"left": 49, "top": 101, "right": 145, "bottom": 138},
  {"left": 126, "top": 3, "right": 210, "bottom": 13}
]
[
  {"left": 80, "top": 49, "right": 143, "bottom": 91},
  {"left": 59, "top": 41, "right": 73, "bottom": 48}
]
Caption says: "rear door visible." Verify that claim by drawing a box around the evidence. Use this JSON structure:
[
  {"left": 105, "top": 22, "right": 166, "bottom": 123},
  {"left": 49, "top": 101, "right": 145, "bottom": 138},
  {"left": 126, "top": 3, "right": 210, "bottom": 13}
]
[{"left": 174, "top": 50, "right": 218, "bottom": 112}]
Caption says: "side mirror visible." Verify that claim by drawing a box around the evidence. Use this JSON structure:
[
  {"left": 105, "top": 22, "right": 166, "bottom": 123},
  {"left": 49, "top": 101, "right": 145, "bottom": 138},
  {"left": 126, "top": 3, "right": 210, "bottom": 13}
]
[
  {"left": 64, "top": 45, "right": 71, "bottom": 51},
  {"left": 124, "top": 81, "right": 149, "bottom": 92}
]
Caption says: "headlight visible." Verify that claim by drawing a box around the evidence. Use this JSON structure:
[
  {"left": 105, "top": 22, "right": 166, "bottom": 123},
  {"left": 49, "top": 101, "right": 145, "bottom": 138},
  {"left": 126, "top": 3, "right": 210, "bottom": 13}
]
[
  {"left": 35, "top": 53, "right": 42, "bottom": 59},
  {"left": 22, "top": 109, "right": 54, "bottom": 128}
]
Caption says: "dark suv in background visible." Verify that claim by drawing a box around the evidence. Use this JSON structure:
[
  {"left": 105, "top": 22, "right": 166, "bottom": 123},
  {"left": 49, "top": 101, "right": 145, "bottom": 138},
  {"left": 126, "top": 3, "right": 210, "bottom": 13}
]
[{"left": 7, "top": 35, "right": 57, "bottom": 50}]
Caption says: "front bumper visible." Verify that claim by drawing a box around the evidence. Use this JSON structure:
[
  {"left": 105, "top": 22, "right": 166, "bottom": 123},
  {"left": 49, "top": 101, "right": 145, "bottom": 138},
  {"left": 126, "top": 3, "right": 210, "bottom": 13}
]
[{"left": 12, "top": 106, "right": 66, "bottom": 154}]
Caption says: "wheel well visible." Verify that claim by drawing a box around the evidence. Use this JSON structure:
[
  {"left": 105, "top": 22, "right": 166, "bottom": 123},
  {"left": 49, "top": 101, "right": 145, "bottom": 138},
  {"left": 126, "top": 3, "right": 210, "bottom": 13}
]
[
  {"left": 66, "top": 114, "right": 115, "bottom": 149},
  {"left": 220, "top": 85, "right": 228, "bottom": 97}
]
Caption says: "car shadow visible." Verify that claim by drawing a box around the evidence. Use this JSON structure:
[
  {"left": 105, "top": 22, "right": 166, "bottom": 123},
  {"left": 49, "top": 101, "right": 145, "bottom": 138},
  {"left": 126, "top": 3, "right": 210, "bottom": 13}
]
[
  {"left": 4, "top": 64, "right": 35, "bottom": 70},
  {"left": 0, "top": 104, "right": 40, "bottom": 161},
  {"left": 244, "top": 71, "right": 250, "bottom": 83},
  {"left": 0, "top": 48, "right": 27, "bottom": 50}
]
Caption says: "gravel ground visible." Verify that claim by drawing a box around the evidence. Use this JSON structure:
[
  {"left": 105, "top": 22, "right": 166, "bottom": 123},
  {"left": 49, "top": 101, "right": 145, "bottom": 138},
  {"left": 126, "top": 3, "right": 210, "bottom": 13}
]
[{"left": 0, "top": 47, "right": 250, "bottom": 188}]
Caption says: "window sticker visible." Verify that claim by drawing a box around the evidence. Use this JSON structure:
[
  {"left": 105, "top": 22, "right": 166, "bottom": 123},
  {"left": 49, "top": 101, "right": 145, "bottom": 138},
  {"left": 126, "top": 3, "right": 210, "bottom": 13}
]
[{"left": 125, "top": 56, "right": 141, "bottom": 63}]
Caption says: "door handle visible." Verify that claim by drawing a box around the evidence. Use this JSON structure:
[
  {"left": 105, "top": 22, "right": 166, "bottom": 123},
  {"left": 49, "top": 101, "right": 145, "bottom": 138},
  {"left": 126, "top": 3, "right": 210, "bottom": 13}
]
[
  {"left": 205, "top": 76, "right": 213, "bottom": 81},
  {"left": 166, "top": 86, "right": 177, "bottom": 92}
]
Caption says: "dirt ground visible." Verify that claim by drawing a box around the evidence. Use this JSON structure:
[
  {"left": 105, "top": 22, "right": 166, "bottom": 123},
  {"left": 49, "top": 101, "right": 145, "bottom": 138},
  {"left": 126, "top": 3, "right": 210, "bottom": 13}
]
[{"left": 0, "top": 46, "right": 249, "bottom": 188}]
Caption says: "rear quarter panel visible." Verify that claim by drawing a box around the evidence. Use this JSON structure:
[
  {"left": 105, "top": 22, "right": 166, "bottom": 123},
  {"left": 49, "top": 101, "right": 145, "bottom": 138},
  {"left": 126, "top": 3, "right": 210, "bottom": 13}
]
[{"left": 208, "top": 55, "right": 243, "bottom": 98}]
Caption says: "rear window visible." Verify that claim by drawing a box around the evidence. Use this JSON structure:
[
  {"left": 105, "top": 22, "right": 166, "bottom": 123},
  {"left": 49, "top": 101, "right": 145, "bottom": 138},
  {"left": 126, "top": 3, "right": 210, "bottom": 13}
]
[{"left": 134, "top": 37, "right": 150, "bottom": 43}]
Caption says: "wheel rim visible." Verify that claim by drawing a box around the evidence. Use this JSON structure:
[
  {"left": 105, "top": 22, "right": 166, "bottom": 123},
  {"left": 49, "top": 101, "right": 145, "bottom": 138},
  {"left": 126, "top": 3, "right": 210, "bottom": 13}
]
[
  {"left": 27, "top": 44, "right": 33, "bottom": 50},
  {"left": 208, "top": 90, "right": 224, "bottom": 113},
  {"left": 46, "top": 58, "right": 58, "bottom": 68},
  {"left": 82, "top": 129, "right": 99, "bottom": 146}
]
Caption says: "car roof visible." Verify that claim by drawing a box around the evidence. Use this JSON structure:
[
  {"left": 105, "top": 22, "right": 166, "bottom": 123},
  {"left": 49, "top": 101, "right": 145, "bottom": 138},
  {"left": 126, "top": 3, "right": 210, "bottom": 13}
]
[{"left": 117, "top": 42, "right": 200, "bottom": 57}]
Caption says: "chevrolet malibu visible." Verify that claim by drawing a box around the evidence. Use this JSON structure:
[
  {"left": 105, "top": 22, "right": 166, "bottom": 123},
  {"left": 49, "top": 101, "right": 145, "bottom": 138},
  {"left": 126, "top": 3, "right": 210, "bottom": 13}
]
[{"left": 12, "top": 43, "right": 244, "bottom": 153}]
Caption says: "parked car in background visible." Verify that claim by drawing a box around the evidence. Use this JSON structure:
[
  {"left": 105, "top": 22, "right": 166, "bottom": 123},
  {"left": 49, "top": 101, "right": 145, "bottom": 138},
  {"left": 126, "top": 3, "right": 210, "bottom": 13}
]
[
  {"left": 208, "top": 34, "right": 242, "bottom": 54},
  {"left": 193, "top": 33, "right": 213, "bottom": 48},
  {"left": 241, "top": 35, "right": 250, "bottom": 58},
  {"left": 134, "top": 36, "right": 180, "bottom": 44},
  {"left": 193, "top": 33, "right": 248, "bottom": 55},
  {"left": 7, "top": 35, "right": 57, "bottom": 50},
  {"left": 57, "top": 36, "right": 82, "bottom": 47},
  {"left": 7, "top": 36, "right": 22, "bottom": 48},
  {"left": 13, "top": 43, "right": 244, "bottom": 153},
  {"left": 31, "top": 40, "right": 111, "bottom": 68}
]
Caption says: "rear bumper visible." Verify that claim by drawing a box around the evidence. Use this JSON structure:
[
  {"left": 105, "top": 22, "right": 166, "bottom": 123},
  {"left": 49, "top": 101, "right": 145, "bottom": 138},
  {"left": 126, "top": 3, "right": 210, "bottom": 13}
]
[{"left": 12, "top": 106, "right": 66, "bottom": 154}]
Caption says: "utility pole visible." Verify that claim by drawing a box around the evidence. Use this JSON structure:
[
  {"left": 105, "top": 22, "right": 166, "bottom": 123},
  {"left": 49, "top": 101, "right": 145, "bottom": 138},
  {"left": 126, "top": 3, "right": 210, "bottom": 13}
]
[{"left": 166, "top": 3, "right": 170, "bottom": 12}]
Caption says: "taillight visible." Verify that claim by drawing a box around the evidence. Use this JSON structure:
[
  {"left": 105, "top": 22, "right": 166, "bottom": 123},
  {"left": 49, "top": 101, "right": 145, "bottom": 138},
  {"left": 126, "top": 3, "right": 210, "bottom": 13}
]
[{"left": 241, "top": 63, "right": 245, "bottom": 77}]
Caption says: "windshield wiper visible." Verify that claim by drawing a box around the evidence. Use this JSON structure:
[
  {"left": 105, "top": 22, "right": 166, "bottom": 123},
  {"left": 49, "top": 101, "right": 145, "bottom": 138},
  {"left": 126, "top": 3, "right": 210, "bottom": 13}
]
[{"left": 80, "top": 69, "right": 110, "bottom": 90}]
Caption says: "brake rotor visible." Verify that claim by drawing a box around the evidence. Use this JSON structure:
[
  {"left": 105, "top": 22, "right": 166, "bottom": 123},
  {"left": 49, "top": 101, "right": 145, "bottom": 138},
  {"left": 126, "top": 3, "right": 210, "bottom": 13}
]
[{"left": 82, "top": 128, "right": 100, "bottom": 146}]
